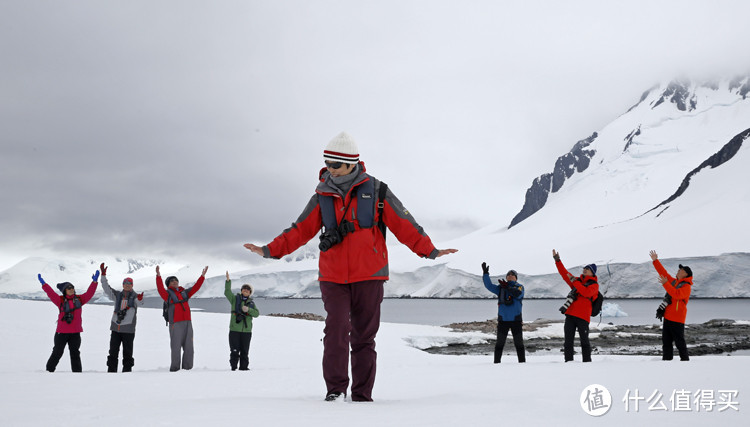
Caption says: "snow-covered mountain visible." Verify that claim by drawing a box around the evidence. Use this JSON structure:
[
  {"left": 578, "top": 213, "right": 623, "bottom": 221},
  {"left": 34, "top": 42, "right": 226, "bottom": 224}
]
[
  {"left": 2, "top": 77, "right": 749, "bottom": 299},
  {"left": 440, "top": 76, "right": 750, "bottom": 275},
  {"left": 3, "top": 252, "right": 750, "bottom": 299}
]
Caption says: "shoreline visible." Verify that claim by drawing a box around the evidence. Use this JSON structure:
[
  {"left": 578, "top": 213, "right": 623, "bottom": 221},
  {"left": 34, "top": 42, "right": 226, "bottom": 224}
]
[{"left": 428, "top": 318, "right": 750, "bottom": 357}]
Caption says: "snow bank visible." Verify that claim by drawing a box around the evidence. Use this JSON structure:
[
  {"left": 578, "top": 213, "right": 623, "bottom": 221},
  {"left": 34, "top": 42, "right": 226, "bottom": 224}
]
[{"left": 0, "top": 298, "right": 747, "bottom": 426}]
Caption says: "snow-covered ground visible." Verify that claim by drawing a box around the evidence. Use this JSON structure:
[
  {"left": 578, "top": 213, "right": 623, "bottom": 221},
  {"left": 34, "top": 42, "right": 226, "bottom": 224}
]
[{"left": 0, "top": 298, "right": 747, "bottom": 426}]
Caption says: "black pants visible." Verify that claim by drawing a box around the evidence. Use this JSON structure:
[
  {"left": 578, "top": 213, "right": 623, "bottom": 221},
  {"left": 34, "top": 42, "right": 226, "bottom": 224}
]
[
  {"left": 46, "top": 332, "right": 82, "bottom": 372},
  {"left": 494, "top": 319, "right": 526, "bottom": 363},
  {"left": 564, "top": 315, "right": 591, "bottom": 362},
  {"left": 229, "top": 331, "right": 253, "bottom": 370},
  {"left": 107, "top": 331, "right": 136, "bottom": 372},
  {"left": 662, "top": 319, "right": 689, "bottom": 361}
]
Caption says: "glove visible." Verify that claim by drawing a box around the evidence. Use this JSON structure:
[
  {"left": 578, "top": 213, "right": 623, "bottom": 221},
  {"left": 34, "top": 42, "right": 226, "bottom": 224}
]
[
  {"left": 553, "top": 253, "right": 560, "bottom": 262},
  {"left": 38, "top": 274, "right": 46, "bottom": 286},
  {"left": 241, "top": 306, "right": 249, "bottom": 313},
  {"left": 100, "top": 263, "right": 107, "bottom": 275},
  {"left": 481, "top": 262, "right": 490, "bottom": 275},
  {"left": 92, "top": 270, "right": 100, "bottom": 282},
  {"left": 655, "top": 307, "right": 665, "bottom": 321},
  {"left": 498, "top": 279, "right": 508, "bottom": 288},
  {"left": 137, "top": 292, "right": 144, "bottom": 301}
]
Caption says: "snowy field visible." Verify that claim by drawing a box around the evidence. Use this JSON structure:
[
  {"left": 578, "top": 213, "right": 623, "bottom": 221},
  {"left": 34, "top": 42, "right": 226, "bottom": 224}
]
[{"left": 0, "top": 298, "right": 747, "bottom": 427}]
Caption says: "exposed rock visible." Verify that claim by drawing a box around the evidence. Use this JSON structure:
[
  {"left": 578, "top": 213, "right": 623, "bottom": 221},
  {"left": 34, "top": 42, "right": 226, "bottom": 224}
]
[
  {"left": 651, "top": 80, "right": 697, "bottom": 111},
  {"left": 266, "top": 312, "right": 325, "bottom": 321},
  {"left": 509, "top": 133, "right": 597, "bottom": 228},
  {"left": 423, "top": 318, "right": 750, "bottom": 356},
  {"left": 623, "top": 125, "right": 641, "bottom": 152},
  {"left": 643, "top": 127, "right": 750, "bottom": 216},
  {"left": 729, "top": 75, "right": 750, "bottom": 99}
]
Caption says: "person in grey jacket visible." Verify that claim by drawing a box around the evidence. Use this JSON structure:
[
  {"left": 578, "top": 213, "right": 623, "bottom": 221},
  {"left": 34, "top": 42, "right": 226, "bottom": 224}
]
[{"left": 100, "top": 263, "right": 144, "bottom": 372}]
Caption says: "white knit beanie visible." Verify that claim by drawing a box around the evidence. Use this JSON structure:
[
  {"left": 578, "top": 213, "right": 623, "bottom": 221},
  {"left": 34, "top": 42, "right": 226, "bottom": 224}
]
[{"left": 324, "top": 132, "right": 359, "bottom": 164}]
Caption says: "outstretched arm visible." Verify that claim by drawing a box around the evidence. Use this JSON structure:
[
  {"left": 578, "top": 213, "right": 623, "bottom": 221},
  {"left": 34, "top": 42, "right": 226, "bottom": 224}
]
[
  {"left": 481, "top": 262, "right": 499, "bottom": 295},
  {"left": 553, "top": 249, "right": 574, "bottom": 287},
  {"left": 381, "top": 186, "right": 457, "bottom": 259},
  {"left": 224, "top": 271, "right": 234, "bottom": 302},
  {"left": 155, "top": 266, "right": 168, "bottom": 301},
  {"left": 187, "top": 266, "right": 208, "bottom": 298},
  {"left": 650, "top": 250, "right": 674, "bottom": 282},
  {"left": 80, "top": 270, "right": 100, "bottom": 304},
  {"left": 100, "top": 263, "right": 115, "bottom": 300},
  {"left": 245, "top": 194, "right": 323, "bottom": 259}
]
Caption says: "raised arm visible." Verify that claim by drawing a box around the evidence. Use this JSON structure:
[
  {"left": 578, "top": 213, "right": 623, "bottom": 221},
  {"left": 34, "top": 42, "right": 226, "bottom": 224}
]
[
  {"left": 553, "top": 249, "right": 574, "bottom": 287},
  {"left": 381, "top": 186, "right": 448, "bottom": 259},
  {"left": 481, "top": 262, "right": 500, "bottom": 295},
  {"left": 246, "top": 194, "right": 323, "bottom": 259},
  {"left": 572, "top": 280, "right": 598, "bottom": 298},
  {"left": 663, "top": 281, "right": 691, "bottom": 300},
  {"left": 224, "top": 271, "right": 234, "bottom": 303},
  {"left": 650, "top": 250, "right": 675, "bottom": 283},
  {"left": 79, "top": 270, "right": 100, "bottom": 304},
  {"left": 187, "top": 266, "right": 208, "bottom": 298},
  {"left": 39, "top": 274, "right": 61, "bottom": 306},
  {"left": 155, "top": 266, "right": 168, "bottom": 301},
  {"left": 99, "top": 263, "right": 115, "bottom": 300}
]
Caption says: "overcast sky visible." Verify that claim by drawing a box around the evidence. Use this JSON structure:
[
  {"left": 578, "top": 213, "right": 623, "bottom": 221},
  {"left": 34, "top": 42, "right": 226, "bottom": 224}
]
[{"left": 2, "top": 0, "right": 750, "bottom": 271}]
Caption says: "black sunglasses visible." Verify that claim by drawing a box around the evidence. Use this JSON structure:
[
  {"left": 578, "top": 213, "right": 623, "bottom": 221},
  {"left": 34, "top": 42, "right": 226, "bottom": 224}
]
[{"left": 325, "top": 161, "right": 345, "bottom": 169}]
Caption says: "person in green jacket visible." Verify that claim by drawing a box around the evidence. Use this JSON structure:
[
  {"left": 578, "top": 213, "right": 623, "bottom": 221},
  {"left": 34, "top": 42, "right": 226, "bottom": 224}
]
[{"left": 224, "top": 271, "right": 259, "bottom": 371}]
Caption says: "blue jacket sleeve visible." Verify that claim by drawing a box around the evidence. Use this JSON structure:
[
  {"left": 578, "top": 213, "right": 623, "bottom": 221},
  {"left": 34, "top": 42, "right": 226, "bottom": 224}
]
[
  {"left": 509, "top": 283, "right": 524, "bottom": 300},
  {"left": 483, "top": 274, "right": 500, "bottom": 296}
]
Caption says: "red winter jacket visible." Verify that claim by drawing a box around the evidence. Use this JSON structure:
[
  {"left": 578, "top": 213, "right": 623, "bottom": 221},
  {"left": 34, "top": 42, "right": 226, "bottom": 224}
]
[
  {"left": 156, "top": 275, "right": 204, "bottom": 323},
  {"left": 263, "top": 162, "right": 438, "bottom": 284},
  {"left": 43, "top": 281, "right": 98, "bottom": 333},
  {"left": 555, "top": 260, "right": 599, "bottom": 323},
  {"left": 652, "top": 260, "right": 692, "bottom": 324}
]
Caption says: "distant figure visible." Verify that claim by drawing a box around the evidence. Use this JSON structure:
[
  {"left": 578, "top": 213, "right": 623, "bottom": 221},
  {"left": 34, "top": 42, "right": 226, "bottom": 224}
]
[
  {"left": 39, "top": 270, "right": 99, "bottom": 372},
  {"left": 224, "top": 271, "right": 260, "bottom": 371},
  {"left": 552, "top": 249, "right": 599, "bottom": 362},
  {"left": 649, "top": 250, "right": 691, "bottom": 361},
  {"left": 481, "top": 262, "right": 526, "bottom": 363},
  {"left": 244, "top": 132, "right": 457, "bottom": 402},
  {"left": 100, "top": 262, "right": 144, "bottom": 372},
  {"left": 156, "top": 265, "right": 208, "bottom": 371}
]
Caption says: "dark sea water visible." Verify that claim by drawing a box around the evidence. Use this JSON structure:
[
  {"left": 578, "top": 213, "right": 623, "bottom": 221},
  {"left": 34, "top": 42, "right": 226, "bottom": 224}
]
[{"left": 135, "top": 297, "right": 750, "bottom": 326}]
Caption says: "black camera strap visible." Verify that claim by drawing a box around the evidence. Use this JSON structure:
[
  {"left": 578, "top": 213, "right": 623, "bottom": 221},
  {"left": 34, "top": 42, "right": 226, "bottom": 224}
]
[
  {"left": 60, "top": 295, "right": 82, "bottom": 314},
  {"left": 377, "top": 181, "right": 388, "bottom": 241},
  {"left": 323, "top": 187, "right": 358, "bottom": 232}
]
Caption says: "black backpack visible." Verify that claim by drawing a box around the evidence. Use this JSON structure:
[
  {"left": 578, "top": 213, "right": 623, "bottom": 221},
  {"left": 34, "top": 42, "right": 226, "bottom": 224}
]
[{"left": 590, "top": 291, "right": 604, "bottom": 317}]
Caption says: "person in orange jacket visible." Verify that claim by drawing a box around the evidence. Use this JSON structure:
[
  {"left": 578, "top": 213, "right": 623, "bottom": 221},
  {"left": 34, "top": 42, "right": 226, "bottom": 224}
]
[
  {"left": 552, "top": 249, "right": 599, "bottom": 362},
  {"left": 649, "top": 250, "right": 692, "bottom": 361}
]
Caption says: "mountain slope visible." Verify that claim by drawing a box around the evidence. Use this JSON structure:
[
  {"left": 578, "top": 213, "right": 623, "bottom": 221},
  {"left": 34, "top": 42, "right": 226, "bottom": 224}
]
[{"left": 2, "top": 77, "right": 750, "bottom": 298}]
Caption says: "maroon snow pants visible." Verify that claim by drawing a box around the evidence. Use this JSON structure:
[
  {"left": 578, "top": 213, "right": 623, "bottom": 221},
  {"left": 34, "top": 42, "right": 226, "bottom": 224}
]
[{"left": 320, "top": 279, "right": 384, "bottom": 402}]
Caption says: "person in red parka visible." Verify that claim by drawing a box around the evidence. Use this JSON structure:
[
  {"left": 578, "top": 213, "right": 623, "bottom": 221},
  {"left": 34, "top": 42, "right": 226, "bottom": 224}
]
[
  {"left": 552, "top": 249, "right": 599, "bottom": 362},
  {"left": 38, "top": 270, "right": 99, "bottom": 372},
  {"left": 649, "top": 250, "right": 691, "bottom": 361},
  {"left": 156, "top": 265, "right": 208, "bottom": 372},
  {"left": 244, "top": 132, "right": 457, "bottom": 402}
]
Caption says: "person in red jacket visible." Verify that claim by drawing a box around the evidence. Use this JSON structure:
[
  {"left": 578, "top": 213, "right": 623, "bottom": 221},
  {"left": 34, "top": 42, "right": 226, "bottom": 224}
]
[
  {"left": 156, "top": 265, "right": 208, "bottom": 372},
  {"left": 552, "top": 249, "right": 599, "bottom": 362},
  {"left": 38, "top": 270, "right": 99, "bottom": 372},
  {"left": 649, "top": 250, "right": 691, "bottom": 361},
  {"left": 244, "top": 132, "right": 457, "bottom": 402}
]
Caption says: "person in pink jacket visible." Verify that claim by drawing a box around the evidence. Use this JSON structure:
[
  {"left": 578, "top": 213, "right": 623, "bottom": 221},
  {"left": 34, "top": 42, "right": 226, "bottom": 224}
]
[{"left": 38, "top": 270, "right": 99, "bottom": 372}]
